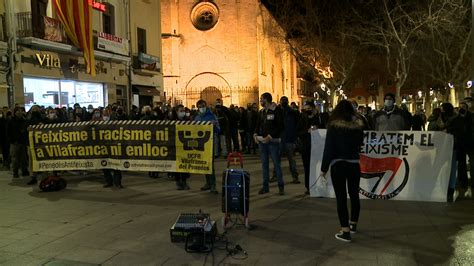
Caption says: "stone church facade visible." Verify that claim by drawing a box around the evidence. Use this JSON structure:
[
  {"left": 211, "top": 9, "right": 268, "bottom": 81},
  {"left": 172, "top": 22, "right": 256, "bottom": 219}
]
[{"left": 161, "top": 0, "right": 300, "bottom": 107}]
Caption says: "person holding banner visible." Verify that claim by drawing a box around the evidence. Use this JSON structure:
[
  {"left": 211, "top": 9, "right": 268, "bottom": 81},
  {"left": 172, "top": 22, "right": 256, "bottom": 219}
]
[
  {"left": 297, "top": 101, "right": 321, "bottom": 195},
  {"left": 102, "top": 108, "right": 127, "bottom": 189},
  {"left": 374, "top": 93, "right": 406, "bottom": 131},
  {"left": 194, "top": 99, "right": 220, "bottom": 194},
  {"left": 439, "top": 103, "right": 468, "bottom": 202},
  {"left": 320, "top": 100, "right": 364, "bottom": 243},
  {"left": 173, "top": 104, "right": 191, "bottom": 190}
]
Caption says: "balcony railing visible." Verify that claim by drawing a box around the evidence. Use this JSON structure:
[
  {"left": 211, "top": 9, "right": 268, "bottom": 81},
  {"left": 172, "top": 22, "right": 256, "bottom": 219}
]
[
  {"left": 133, "top": 52, "right": 161, "bottom": 73},
  {"left": 16, "top": 12, "right": 68, "bottom": 44}
]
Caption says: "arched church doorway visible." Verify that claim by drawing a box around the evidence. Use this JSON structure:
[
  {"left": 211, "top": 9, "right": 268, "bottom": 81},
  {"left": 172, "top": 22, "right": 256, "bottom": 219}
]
[
  {"left": 184, "top": 72, "right": 232, "bottom": 107},
  {"left": 200, "top": 86, "right": 222, "bottom": 105}
]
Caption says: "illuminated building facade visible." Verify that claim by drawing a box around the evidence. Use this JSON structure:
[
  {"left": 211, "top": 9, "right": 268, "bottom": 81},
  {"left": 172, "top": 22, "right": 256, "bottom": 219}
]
[{"left": 161, "top": 0, "right": 300, "bottom": 107}]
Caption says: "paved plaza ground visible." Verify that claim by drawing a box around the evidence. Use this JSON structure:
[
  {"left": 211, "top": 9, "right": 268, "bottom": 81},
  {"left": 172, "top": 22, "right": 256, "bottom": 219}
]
[{"left": 0, "top": 155, "right": 473, "bottom": 265}]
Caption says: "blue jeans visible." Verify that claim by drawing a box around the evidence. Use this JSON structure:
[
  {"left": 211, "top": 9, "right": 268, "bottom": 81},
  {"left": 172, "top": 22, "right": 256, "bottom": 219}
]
[{"left": 259, "top": 141, "right": 284, "bottom": 190}]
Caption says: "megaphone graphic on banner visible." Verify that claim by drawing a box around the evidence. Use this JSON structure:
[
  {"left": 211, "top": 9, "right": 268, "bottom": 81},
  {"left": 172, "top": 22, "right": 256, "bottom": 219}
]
[
  {"left": 359, "top": 154, "right": 410, "bottom": 200},
  {"left": 178, "top": 130, "right": 211, "bottom": 151}
]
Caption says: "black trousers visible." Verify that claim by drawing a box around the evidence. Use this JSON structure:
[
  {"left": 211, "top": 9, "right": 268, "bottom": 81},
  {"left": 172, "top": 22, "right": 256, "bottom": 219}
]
[
  {"left": 457, "top": 149, "right": 474, "bottom": 188},
  {"left": 301, "top": 145, "right": 311, "bottom": 190},
  {"left": 103, "top": 169, "right": 122, "bottom": 186},
  {"left": 331, "top": 161, "right": 361, "bottom": 228}
]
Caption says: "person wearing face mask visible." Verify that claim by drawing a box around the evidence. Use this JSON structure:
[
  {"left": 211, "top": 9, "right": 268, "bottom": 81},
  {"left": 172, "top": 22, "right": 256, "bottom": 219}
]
[
  {"left": 194, "top": 100, "right": 220, "bottom": 194},
  {"left": 254, "top": 92, "right": 285, "bottom": 195},
  {"left": 184, "top": 107, "right": 192, "bottom": 120},
  {"left": 46, "top": 109, "right": 61, "bottom": 124},
  {"left": 297, "top": 101, "right": 322, "bottom": 195},
  {"left": 171, "top": 104, "right": 191, "bottom": 190},
  {"left": 89, "top": 109, "right": 101, "bottom": 121},
  {"left": 374, "top": 93, "right": 406, "bottom": 131},
  {"left": 278, "top": 96, "right": 300, "bottom": 184},
  {"left": 114, "top": 106, "right": 128, "bottom": 120}
]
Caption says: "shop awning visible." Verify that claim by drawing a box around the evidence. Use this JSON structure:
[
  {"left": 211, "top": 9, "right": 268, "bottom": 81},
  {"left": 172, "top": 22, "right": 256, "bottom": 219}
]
[{"left": 132, "top": 85, "right": 160, "bottom": 96}]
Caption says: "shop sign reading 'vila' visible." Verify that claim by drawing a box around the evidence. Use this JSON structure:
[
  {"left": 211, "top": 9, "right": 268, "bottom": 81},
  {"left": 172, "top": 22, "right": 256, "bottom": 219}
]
[{"left": 35, "top": 53, "right": 61, "bottom": 68}]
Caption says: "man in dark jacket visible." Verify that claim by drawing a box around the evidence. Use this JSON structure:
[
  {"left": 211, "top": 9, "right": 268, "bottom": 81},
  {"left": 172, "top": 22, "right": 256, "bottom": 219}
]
[
  {"left": 374, "top": 93, "right": 406, "bottom": 130},
  {"left": 254, "top": 92, "right": 285, "bottom": 195},
  {"left": 7, "top": 107, "right": 29, "bottom": 178},
  {"left": 246, "top": 103, "right": 258, "bottom": 154},
  {"left": 26, "top": 105, "right": 46, "bottom": 185},
  {"left": 103, "top": 106, "right": 127, "bottom": 189},
  {"left": 462, "top": 97, "right": 474, "bottom": 197},
  {"left": 278, "top": 96, "right": 300, "bottom": 184},
  {"left": 440, "top": 103, "right": 469, "bottom": 202},
  {"left": 215, "top": 99, "right": 231, "bottom": 156},
  {"left": 0, "top": 107, "right": 10, "bottom": 170},
  {"left": 455, "top": 102, "right": 474, "bottom": 197}
]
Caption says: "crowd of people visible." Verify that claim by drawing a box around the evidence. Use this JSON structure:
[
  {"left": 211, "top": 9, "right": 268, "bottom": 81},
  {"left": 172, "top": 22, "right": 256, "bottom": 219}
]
[
  {"left": 1, "top": 91, "right": 474, "bottom": 243},
  {"left": 0, "top": 92, "right": 472, "bottom": 198}
]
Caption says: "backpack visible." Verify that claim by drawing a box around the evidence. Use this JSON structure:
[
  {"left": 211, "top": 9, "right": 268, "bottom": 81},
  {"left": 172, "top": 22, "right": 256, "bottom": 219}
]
[{"left": 39, "top": 176, "right": 67, "bottom": 192}]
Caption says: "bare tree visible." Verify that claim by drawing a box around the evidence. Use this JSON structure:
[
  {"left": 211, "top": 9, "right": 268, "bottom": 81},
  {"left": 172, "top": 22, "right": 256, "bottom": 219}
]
[
  {"left": 353, "top": 0, "right": 471, "bottom": 104},
  {"left": 261, "top": 0, "right": 360, "bottom": 100},
  {"left": 420, "top": 0, "right": 471, "bottom": 102}
]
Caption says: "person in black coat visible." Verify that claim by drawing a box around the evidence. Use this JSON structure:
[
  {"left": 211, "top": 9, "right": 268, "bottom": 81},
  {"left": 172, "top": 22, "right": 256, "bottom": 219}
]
[
  {"left": 246, "top": 103, "right": 258, "bottom": 154},
  {"left": 173, "top": 104, "right": 191, "bottom": 190},
  {"left": 320, "top": 100, "right": 364, "bottom": 243},
  {"left": 103, "top": 106, "right": 127, "bottom": 189},
  {"left": 0, "top": 108, "right": 11, "bottom": 170},
  {"left": 297, "top": 101, "right": 321, "bottom": 194},
  {"left": 279, "top": 96, "right": 300, "bottom": 184},
  {"left": 254, "top": 92, "right": 285, "bottom": 195},
  {"left": 26, "top": 105, "right": 46, "bottom": 185},
  {"left": 441, "top": 103, "right": 472, "bottom": 202},
  {"left": 238, "top": 106, "right": 248, "bottom": 152},
  {"left": 6, "top": 107, "right": 29, "bottom": 178}
]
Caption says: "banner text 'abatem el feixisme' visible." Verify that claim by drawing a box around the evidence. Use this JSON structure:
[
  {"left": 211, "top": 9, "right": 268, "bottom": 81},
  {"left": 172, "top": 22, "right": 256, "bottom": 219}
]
[{"left": 28, "top": 121, "right": 213, "bottom": 174}]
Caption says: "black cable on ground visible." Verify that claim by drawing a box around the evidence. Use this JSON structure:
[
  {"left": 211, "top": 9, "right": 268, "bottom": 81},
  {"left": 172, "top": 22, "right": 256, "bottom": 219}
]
[{"left": 203, "top": 231, "right": 248, "bottom": 265}]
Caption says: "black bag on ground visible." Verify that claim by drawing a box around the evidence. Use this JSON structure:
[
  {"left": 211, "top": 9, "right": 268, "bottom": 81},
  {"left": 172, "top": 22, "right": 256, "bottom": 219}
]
[{"left": 39, "top": 176, "right": 67, "bottom": 192}]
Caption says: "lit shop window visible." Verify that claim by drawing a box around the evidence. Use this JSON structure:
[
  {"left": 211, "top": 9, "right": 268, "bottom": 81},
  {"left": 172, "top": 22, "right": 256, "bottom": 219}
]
[{"left": 24, "top": 77, "right": 104, "bottom": 110}]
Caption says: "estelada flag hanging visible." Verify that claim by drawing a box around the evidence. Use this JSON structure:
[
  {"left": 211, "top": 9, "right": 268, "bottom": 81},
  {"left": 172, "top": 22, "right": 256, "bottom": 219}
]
[{"left": 53, "top": 0, "right": 95, "bottom": 76}]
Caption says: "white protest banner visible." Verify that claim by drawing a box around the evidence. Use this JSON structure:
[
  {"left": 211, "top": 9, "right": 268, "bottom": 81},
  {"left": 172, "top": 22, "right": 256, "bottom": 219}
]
[{"left": 309, "top": 130, "right": 453, "bottom": 202}]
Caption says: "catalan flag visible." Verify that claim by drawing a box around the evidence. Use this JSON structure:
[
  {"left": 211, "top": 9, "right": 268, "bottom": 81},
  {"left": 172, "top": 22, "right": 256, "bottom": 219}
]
[{"left": 53, "top": 0, "right": 95, "bottom": 76}]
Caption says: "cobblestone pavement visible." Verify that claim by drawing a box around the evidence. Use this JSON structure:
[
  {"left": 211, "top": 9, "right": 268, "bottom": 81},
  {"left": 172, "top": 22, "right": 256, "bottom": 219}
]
[{"left": 0, "top": 155, "right": 472, "bottom": 265}]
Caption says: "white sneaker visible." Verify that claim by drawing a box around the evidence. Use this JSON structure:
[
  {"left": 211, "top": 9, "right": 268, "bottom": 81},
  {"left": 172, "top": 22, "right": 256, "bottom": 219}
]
[
  {"left": 464, "top": 187, "right": 472, "bottom": 198},
  {"left": 453, "top": 190, "right": 459, "bottom": 202}
]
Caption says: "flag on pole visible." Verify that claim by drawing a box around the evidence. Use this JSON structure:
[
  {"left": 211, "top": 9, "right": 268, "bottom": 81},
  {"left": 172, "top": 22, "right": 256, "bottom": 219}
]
[{"left": 53, "top": 0, "right": 95, "bottom": 76}]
